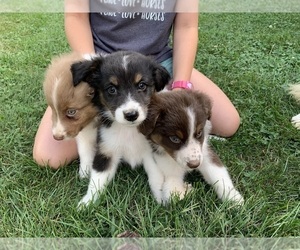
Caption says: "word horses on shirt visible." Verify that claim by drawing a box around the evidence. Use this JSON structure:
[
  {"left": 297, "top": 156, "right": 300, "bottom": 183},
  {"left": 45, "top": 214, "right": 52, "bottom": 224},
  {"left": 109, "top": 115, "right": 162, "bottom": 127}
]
[
  {"left": 99, "top": 11, "right": 165, "bottom": 21},
  {"left": 94, "top": 0, "right": 174, "bottom": 18}
]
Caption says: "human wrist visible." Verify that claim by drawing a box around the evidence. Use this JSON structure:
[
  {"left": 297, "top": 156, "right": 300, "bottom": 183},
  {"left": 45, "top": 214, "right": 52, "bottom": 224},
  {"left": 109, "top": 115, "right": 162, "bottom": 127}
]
[{"left": 171, "top": 80, "right": 193, "bottom": 90}]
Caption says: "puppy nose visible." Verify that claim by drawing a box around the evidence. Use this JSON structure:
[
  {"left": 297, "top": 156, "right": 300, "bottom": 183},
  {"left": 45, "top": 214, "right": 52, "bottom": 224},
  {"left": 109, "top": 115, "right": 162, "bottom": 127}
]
[
  {"left": 53, "top": 134, "right": 65, "bottom": 141},
  {"left": 187, "top": 160, "right": 200, "bottom": 169},
  {"left": 123, "top": 110, "right": 139, "bottom": 122}
]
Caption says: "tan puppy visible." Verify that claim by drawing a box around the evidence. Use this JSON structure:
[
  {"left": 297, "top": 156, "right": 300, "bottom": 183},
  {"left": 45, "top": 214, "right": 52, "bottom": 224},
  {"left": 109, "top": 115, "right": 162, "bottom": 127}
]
[{"left": 43, "top": 52, "right": 99, "bottom": 177}]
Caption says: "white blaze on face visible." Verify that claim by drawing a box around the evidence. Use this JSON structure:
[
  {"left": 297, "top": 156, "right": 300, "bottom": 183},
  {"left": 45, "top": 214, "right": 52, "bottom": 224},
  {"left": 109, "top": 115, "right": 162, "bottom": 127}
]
[
  {"left": 122, "top": 55, "right": 130, "bottom": 71},
  {"left": 51, "top": 77, "right": 67, "bottom": 138},
  {"left": 175, "top": 107, "right": 202, "bottom": 169},
  {"left": 114, "top": 94, "right": 146, "bottom": 125}
]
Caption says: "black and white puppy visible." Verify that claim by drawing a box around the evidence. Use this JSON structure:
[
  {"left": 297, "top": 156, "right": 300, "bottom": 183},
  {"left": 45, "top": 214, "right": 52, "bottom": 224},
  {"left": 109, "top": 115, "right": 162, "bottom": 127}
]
[
  {"left": 139, "top": 90, "right": 244, "bottom": 205},
  {"left": 71, "top": 51, "right": 170, "bottom": 207}
]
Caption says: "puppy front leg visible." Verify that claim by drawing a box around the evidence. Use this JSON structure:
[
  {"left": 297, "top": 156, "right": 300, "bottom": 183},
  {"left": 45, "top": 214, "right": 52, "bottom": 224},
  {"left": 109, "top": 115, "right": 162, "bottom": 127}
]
[
  {"left": 162, "top": 163, "right": 189, "bottom": 203},
  {"left": 199, "top": 152, "right": 244, "bottom": 205},
  {"left": 78, "top": 153, "right": 119, "bottom": 208},
  {"left": 146, "top": 154, "right": 189, "bottom": 204},
  {"left": 143, "top": 156, "right": 165, "bottom": 204},
  {"left": 76, "top": 123, "right": 97, "bottom": 179}
]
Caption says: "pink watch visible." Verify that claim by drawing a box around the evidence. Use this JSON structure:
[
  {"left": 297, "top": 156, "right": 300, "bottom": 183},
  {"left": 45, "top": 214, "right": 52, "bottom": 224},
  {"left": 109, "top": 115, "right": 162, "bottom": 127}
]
[{"left": 171, "top": 80, "right": 193, "bottom": 90}]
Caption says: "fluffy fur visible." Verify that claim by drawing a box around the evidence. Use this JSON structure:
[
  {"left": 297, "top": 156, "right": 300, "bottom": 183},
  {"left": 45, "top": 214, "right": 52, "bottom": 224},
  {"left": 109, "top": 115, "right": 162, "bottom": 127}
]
[
  {"left": 43, "top": 52, "right": 99, "bottom": 177},
  {"left": 70, "top": 51, "right": 171, "bottom": 207},
  {"left": 139, "top": 90, "right": 244, "bottom": 205},
  {"left": 289, "top": 84, "right": 300, "bottom": 129}
]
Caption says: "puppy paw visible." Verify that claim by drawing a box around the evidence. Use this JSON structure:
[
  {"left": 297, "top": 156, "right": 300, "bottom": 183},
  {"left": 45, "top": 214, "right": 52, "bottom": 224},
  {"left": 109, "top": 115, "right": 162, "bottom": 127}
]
[
  {"left": 77, "top": 194, "right": 95, "bottom": 210},
  {"left": 291, "top": 114, "right": 300, "bottom": 129},
  {"left": 78, "top": 167, "right": 89, "bottom": 179},
  {"left": 225, "top": 189, "right": 244, "bottom": 206},
  {"left": 184, "top": 182, "right": 193, "bottom": 194},
  {"left": 164, "top": 183, "right": 193, "bottom": 202},
  {"left": 173, "top": 182, "right": 193, "bottom": 200},
  {"left": 154, "top": 193, "right": 165, "bottom": 205},
  {"left": 78, "top": 162, "right": 91, "bottom": 179}
]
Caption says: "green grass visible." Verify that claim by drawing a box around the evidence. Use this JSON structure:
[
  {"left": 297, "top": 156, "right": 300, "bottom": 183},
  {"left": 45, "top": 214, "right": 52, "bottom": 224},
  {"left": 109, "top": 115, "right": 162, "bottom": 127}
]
[{"left": 0, "top": 13, "right": 299, "bottom": 238}]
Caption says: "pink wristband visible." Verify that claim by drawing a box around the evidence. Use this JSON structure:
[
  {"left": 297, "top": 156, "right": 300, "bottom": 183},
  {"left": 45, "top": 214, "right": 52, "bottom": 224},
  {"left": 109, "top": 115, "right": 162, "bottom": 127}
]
[{"left": 171, "top": 80, "right": 193, "bottom": 90}]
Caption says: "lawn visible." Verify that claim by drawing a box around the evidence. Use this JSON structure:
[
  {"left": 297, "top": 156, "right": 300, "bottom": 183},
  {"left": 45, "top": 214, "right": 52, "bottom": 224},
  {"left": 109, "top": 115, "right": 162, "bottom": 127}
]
[{"left": 0, "top": 12, "right": 299, "bottom": 239}]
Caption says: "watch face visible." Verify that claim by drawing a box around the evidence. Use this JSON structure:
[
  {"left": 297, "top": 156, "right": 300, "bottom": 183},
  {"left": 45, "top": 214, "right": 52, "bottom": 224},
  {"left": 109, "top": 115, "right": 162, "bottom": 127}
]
[
  {"left": 171, "top": 81, "right": 193, "bottom": 90},
  {"left": 187, "top": 82, "right": 193, "bottom": 89}
]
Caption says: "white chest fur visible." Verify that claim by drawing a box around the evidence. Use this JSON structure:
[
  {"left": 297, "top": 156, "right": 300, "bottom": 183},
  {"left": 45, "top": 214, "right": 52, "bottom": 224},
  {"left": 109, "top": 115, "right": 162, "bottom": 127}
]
[{"left": 99, "top": 123, "right": 150, "bottom": 168}]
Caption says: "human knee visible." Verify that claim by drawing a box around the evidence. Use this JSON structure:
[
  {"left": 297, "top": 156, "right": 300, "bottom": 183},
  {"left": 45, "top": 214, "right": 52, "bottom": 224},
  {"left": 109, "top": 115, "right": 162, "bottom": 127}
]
[
  {"left": 224, "top": 109, "right": 240, "bottom": 137},
  {"left": 33, "top": 147, "right": 65, "bottom": 170},
  {"left": 212, "top": 108, "right": 240, "bottom": 137}
]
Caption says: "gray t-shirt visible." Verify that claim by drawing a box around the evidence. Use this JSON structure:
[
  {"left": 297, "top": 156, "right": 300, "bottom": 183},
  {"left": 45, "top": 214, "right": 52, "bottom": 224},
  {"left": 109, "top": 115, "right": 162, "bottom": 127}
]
[{"left": 90, "top": 0, "right": 177, "bottom": 62}]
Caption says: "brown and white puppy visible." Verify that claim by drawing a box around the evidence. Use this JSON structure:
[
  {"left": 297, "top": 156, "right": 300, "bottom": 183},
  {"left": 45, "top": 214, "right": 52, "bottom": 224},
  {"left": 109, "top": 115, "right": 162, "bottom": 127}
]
[
  {"left": 289, "top": 84, "right": 300, "bottom": 129},
  {"left": 70, "top": 51, "right": 171, "bottom": 207},
  {"left": 139, "top": 90, "right": 244, "bottom": 205},
  {"left": 43, "top": 52, "right": 99, "bottom": 178}
]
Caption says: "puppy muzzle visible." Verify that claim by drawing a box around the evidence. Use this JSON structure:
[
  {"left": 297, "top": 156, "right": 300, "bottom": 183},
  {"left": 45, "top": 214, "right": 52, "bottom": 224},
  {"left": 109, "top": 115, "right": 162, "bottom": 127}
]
[
  {"left": 123, "top": 110, "right": 139, "bottom": 122},
  {"left": 187, "top": 159, "right": 201, "bottom": 169},
  {"left": 53, "top": 134, "right": 65, "bottom": 141}
]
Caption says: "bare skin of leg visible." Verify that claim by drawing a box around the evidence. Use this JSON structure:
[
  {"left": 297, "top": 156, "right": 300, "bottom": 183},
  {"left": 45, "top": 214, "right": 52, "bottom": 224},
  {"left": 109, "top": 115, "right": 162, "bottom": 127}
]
[
  {"left": 33, "top": 106, "right": 78, "bottom": 169},
  {"left": 190, "top": 69, "right": 240, "bottom": 137},
  {"left": 32, "top": 69, "right": 240, "bottom": 169}
]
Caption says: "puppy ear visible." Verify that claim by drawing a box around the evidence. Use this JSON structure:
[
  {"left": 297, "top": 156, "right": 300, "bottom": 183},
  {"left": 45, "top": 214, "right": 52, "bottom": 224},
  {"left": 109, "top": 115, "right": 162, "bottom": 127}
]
[
  {"left": 139, "top": 94, "right": 162, "bottom": 136},
  {"left": 153, "top": 64, "right": 171, "bottom": 92},
  {"left": 87, "top": 87, "right": 95, "bottom": 98},
  {"left": 202, "top": 94, "right": 212, "bottom": 120},
  {"left": 70, "top": 57, "right": 103, "bottom": 87},
  {"left": 198, "top": 92, "right": 212, "bottom": 120}
]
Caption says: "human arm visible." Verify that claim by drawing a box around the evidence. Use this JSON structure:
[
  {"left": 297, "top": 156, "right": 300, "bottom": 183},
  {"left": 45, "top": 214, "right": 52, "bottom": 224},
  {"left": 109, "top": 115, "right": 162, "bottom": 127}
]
[
  {"left": 64, "top": 0, "right": 95, "bottom": 54},
  {"left": 172, "top": 0, "right": 199, "bottom": 84}
]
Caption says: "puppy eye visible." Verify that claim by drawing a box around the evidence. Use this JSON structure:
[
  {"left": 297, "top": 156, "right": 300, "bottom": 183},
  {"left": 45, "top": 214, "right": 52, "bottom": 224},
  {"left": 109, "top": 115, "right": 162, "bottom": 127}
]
[
  {"left": 66, "top": 109, "right": 77, "bottom": 118},
  {"left": 169, "top": 135, "right": 181, "bottom": 144},
  {"left": 107, "top": 86, "right": 117, "bottom": 95},
  {"left": 138, "top": 81, "right": 147, "bottom": 91},
  {"left": 196, "top": 131, "right": 203, "bottom": 139}
]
